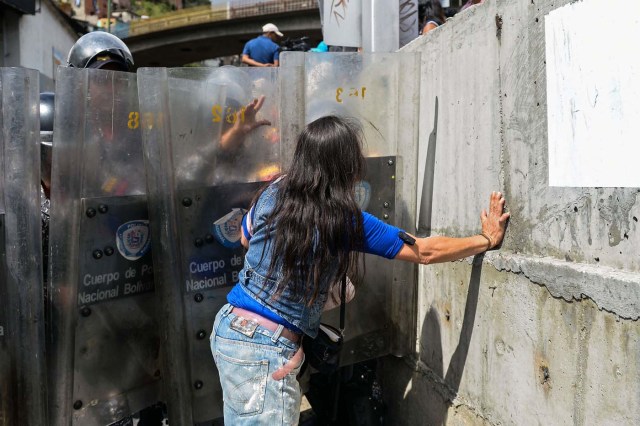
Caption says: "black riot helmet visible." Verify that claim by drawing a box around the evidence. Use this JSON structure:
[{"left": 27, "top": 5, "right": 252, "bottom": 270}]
[
  {"left": 40, "top": 92, "right": 55, "bottom": 134},
  {"left": 67, "top": 32, "right": 134, "bottom": 71}
]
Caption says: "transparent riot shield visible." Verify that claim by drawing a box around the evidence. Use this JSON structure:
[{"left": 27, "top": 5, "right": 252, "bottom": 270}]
[
  {"left": 137, "top": 66, "right": 283, "bottom": 424},
  {"left": 280, "top": 51, "right": 420, "bottom": 362},
  {"left": 48, "top": 67, "right": 160, "bottom": 426},
  {"left": 0, "top": 68, "right": 47, "bottom": 426}
]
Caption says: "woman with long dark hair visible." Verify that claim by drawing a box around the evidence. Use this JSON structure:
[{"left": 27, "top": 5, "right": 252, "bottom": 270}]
[{"left": 210, "top": 115, "right": 509, "bottom": 424}]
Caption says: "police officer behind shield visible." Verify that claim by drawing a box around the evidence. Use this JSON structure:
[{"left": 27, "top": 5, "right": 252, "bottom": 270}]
[
  {"left": 41, "top": 32, "right": 132, "bottom": 227},
  {"left": 41, "top": 33, "right": 133, "bottom": 279},
  {"left": 47, "top": 31, "right": 273, "bottom": 425},
  {"left": 44, "top": 31, "right": 167, "bottom": 426}
]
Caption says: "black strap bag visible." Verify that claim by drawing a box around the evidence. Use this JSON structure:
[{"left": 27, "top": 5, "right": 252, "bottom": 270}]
[{"left": 302, "top": 276, "right": 347, "bottom": 375}]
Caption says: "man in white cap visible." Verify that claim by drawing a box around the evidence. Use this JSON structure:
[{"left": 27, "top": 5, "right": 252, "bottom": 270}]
[{"left": 241, "top": 23, "right": 283, "bottom": 67}]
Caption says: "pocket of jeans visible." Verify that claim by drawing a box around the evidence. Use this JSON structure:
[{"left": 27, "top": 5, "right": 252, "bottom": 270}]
[{"left": 215, "top": 350, "right": 269, "bottom": 416}]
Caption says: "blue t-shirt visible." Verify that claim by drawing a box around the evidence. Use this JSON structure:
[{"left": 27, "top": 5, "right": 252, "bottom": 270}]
[
  {"left": 359, "top": 211, "right": 405, "bottom": 258},
  {"left": 229, "top": 210, "right": 405, "bottom": 331},
  {"left": 242, "top": 35, "right": 280, "bottom": 64}
]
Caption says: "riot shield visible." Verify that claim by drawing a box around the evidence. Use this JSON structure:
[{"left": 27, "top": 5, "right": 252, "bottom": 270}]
[
  {"left": 137, "top": 66, "right": 283, "bottom": 424},
  {"left": 48, "top": 67, "right": 160, "bottom": 426},
  {"left": 280, "top": 51, "right": 420, "bottom": 362},
  {"left": 0, "top": 68, "right": 47, "bottom": 426}
]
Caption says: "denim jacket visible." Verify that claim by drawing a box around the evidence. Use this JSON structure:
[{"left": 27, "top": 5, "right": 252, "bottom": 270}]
[{"left": 238, "top": 180, "right": 338, "bottom": 338}]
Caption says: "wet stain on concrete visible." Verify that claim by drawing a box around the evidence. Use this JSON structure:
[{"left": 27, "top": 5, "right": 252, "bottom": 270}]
[
  {"left": 535, "top": 353, "right": 552, "bottom": 394},
  {"left": 540, "top": 365, "right": 550, "bottom": 384}
]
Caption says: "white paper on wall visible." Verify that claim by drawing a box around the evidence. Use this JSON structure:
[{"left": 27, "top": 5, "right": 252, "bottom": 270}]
[{"left": 545, "top": 0, "right": 640, "bottom": 187}]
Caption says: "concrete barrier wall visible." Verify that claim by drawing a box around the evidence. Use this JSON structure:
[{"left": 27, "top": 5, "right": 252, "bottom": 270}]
[{"left": 382, "top": 0, "right": 640, "bottom": 424}]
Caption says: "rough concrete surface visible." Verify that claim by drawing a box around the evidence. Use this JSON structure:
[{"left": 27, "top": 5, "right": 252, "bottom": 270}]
[
  {"left": 384, "top": 0, "right": 640, "bottom": 424},
  {"left": 383, "top": 260, "right": 639, "bottom": 425}
]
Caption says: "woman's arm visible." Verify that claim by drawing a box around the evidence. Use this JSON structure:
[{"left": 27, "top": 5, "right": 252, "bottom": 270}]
[
  {"left": 395, "top": 234, "right": 491, "bottom": 264},
  {"left": 395, "top": 191, "right": 509, "bottom": 264}
]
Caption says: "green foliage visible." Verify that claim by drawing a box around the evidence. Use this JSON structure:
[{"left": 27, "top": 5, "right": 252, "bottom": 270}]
[
  {"left": 184, "top": 0, "right": 211, "bottom": 8},
  {"left": 132, "top": 0, "right": 173, "bottom": 17},
  {"left": 132, "top": 0, "right": 211, "bottom": 17}
]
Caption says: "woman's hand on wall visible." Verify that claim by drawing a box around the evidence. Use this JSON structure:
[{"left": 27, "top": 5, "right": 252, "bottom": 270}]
[{"left": 480, "top": 191, "right": 510, "bottom": 250}]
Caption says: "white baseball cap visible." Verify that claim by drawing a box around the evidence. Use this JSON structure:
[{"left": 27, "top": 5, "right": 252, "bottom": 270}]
[{"left": 262, "top": 23, "right": 283, "bottom": 37}]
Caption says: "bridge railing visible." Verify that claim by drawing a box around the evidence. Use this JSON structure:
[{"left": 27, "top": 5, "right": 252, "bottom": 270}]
[{"left": 128, "top": 0, "right": 318, "bottom": 37}]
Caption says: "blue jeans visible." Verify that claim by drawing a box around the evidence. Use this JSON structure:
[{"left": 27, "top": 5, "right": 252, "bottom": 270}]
[{"left": 210, "top": 303, "right": 303, "bottom": 425}]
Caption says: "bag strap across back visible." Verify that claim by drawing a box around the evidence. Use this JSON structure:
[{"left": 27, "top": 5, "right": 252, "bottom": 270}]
[{"left": 339, "top": 274, "right": 347, "bottom": 337}]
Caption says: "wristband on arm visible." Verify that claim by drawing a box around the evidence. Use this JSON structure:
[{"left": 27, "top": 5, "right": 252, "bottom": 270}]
[
  {"left": 398, "top": 231, "right": 415, "bottom": 246},
  {"left": 479, "top": 232, "right": 493, "bottom": 251}
]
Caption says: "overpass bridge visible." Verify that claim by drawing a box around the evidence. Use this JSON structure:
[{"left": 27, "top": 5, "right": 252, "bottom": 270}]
[{"left": 121, "top": 0, "right": 323, "bottom": 67}]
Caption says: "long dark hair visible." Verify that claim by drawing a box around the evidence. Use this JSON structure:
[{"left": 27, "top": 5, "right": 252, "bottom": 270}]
[
  {"left": 265, "top": 115, "right": 366, "bottom": 304},
  {"left": 420, "top": 0, "right": 446, "bottom": 27}
]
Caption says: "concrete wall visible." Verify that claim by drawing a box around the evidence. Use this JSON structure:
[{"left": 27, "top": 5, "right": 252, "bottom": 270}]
[
  {"left": 382, "top": 0, "right": 640, "bottom": 424},
  {"left": 1, "top": 0, "right": 76, "bottom": 90}
]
